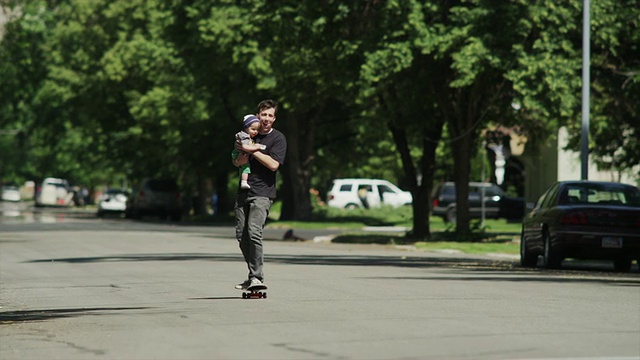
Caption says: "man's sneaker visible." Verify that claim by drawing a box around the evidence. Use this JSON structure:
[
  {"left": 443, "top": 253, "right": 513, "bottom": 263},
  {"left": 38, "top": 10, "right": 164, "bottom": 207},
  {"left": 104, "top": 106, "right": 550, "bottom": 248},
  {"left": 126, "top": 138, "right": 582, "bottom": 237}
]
[
  {"left": 247, "top": 278, "right": 267, "bottom": 290},
  {"left": 240, "top": 181, "right": 250, "bottom": 189},
  {"left": 234, "top": 279, "right": 251, "bottom": 290}
]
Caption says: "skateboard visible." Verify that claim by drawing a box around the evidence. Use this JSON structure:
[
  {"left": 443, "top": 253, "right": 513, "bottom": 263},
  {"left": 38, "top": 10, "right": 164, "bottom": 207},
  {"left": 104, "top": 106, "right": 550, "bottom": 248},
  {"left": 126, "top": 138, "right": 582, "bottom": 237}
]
[{"left": 241, "top": 284, "right": 267, "bottom": 299}]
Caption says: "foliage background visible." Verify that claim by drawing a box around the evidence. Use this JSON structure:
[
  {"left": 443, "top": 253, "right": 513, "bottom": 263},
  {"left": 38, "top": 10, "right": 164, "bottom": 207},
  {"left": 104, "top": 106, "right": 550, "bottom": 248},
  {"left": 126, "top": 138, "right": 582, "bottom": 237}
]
[{"left": 1, "top": 0, "right": 638, "bottom": 238}]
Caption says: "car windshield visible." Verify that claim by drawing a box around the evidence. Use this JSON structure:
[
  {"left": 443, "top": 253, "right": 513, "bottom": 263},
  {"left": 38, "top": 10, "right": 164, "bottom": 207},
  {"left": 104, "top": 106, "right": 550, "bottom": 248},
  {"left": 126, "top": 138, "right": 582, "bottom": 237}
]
[
  {"left": 147, "top": 180, "right": 178, "bottom": 192},
  {"left": 441, "top": 184, "right": 503, "bottom": 196},
  {"left": 561, "top": 183, "right": 640, "bottom": 206},
  {"left": 442, "top": 186, "right": 455, "bottom": 195}
]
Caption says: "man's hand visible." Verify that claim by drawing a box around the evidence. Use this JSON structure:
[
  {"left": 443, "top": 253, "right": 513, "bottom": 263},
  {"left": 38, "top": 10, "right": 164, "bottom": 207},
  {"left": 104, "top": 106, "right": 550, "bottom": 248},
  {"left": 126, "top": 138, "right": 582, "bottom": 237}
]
[{"left": 235, "top": 140, "right": 263, "bottom": 153}]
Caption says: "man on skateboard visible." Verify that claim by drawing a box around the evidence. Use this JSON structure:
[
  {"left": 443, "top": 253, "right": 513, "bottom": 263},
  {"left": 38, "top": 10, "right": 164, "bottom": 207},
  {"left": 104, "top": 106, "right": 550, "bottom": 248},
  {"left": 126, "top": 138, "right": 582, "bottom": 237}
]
[{"left": 232, "top": 99, "right": 287, "bottom": 295}]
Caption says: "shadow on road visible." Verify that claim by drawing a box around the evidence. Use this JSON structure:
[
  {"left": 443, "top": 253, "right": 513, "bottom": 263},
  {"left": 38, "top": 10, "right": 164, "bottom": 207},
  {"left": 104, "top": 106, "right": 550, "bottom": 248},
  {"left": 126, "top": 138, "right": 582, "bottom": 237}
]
[
  {"left": 0, "top": 307, "right": 151, "bottom": 324},
  {"left": 188, "top": 296, "right": 242, "bottom": 301},
  {"left": 24, "top": 252, "right": 639, "bottom": 283}
]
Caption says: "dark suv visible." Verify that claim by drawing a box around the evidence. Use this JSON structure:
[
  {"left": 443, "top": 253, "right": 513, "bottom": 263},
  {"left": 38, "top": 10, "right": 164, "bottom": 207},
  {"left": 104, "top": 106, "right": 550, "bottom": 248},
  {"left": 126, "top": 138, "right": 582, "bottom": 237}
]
[
  {"left": 431, "top": 182, "right": 525, "bottom": 223},
  {"left": 125, "top": 178, "right": 182, "bottom": 221}
]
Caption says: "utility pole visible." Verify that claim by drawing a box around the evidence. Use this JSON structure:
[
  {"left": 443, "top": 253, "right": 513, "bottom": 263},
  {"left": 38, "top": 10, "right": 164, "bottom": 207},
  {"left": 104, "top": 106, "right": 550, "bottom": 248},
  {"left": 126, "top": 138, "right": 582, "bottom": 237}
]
[
  {"left": 580, "top": 0, "right": 590, "bottom": 180},
  {"left": 481, "top": 141, "right": 486, "bottom": 228}
]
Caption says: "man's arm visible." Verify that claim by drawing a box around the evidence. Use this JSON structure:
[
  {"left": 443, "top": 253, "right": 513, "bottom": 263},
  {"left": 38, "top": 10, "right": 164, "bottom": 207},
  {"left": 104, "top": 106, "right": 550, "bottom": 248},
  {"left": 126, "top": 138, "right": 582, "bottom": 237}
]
[
  {"left": 235, "top": 131, "right": 285, "bottom": 172},
  {"left": 236, "top": 142, "right": 262, "bottom": 153},
  {"left": 242, "top": 143, "right": 266, "bottom": 151},
  {"left": 252, "top": 151, "right": 280, "bottom": 172}
]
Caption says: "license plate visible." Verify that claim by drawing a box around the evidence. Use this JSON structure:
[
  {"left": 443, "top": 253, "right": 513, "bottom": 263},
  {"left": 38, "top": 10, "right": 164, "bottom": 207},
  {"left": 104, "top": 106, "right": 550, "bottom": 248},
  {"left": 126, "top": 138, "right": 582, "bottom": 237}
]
[{"left": 602, "top": 237, "right": 623, "bottom": 248}]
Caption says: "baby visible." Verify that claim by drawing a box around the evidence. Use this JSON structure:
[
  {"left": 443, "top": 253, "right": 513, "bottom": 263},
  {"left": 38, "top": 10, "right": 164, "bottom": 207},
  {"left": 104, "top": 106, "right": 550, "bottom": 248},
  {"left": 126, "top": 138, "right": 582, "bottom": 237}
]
[{"left": 231, "top": 114, "right": 266, "bottom": 189}]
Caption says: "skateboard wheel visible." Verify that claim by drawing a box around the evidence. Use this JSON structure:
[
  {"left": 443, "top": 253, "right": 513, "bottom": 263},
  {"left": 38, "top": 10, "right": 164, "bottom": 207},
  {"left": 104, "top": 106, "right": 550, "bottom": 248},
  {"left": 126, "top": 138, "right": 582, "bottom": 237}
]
[
  {"left": 262, "top": 292, "right": 267, "bottom": 299},
  {"left": 242, "top": 293, "right": 247, "bottom": 299}
]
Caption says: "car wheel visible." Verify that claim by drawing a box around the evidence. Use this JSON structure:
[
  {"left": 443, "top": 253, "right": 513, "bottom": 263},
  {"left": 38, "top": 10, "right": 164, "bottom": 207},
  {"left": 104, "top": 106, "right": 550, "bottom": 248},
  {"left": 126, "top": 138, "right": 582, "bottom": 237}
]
[
  {"left": 97, "top": 210, "right": 104, "bottom": 218},
  {"left": 345, "top": 203, "right": 359, "bottom": 210},
  {"left": 445, "top": 208, "right": 457, "bottom": 223},
  {"left": 613, "top": 258, "right": 632, "bottom": 272},
  {"left": 520, "top": 231, "right": 537, "bottom": 267},
  {"left": 128, "top": 207, "right": 141, "bottom": 219},
  {"left": 542, "top": 231, "right": 562, "bottom": 269}
]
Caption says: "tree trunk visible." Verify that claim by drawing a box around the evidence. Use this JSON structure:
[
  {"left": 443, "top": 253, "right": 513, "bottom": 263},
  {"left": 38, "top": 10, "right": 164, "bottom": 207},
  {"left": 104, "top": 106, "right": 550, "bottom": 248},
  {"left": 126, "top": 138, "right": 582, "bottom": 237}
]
[
  {"left": 279, "top": 112, "right": 314, "bottom": 221},
  {"left": 451, "top": 131, "right": 473, "bottom": 239},
  {"left": 213, "top": 173, "right": 230, "bottom": 217},
  {"left": 388, "top": 121, "right": 444, "bottom": 239},
  {"left": 446, "top": 87, "right": 481, "bottom": 240},
  {"left": 419, "top": 124, "right": 444, "bottom": 238},
  {"left": 193, "top": 173, "right": 211, "bottom": 216},
  {"left": 388, "top": 124, "right": 423, "bottom": 236}
]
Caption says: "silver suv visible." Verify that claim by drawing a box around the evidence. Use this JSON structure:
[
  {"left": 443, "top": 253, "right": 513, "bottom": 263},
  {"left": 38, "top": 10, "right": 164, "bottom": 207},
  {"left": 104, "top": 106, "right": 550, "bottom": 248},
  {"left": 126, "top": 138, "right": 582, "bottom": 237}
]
[
  {"left": 125, "top": 178, "right": 182, "bottom": 221},
  {"left": 35, "top": 177, "right": 73, "bottom": 207}
]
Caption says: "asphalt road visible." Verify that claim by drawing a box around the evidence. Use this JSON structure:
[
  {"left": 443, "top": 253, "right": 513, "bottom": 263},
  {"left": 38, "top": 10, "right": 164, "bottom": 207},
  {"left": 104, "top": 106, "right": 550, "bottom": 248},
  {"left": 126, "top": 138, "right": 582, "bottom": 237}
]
[{"left": 1, "top": 203, "right": 639, "bottom": 360}]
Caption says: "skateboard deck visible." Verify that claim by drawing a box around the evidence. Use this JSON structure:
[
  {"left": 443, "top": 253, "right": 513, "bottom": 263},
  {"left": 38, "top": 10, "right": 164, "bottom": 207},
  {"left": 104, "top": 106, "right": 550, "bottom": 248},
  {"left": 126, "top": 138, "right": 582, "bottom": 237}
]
[{"left": 241, "top": 284, "right": 267, "bottom": 299}]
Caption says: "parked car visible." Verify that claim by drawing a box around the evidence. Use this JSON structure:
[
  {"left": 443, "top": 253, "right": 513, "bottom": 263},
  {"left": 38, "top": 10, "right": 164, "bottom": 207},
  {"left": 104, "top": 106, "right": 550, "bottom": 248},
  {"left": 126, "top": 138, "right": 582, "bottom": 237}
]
[
  {"left": 327, "top": 178, "right": 412, "bottom": 209},
  {"left": 1, "top": 185, "right": 21, "bottom": 202},
  {"left": 431, "top": 182, "right": 526, "bottom": 223},
  {"left": 125, "top": 178, "right": 182, "bottom": 221},
  {"left": 520, "top": 180, "right": 640, "bottom": 272},
  {"left": 35, "top": 178, "right": 73, "bottom": 207},
  {"left": 97, "top": 188, "right": 130, "bottom": 217}
]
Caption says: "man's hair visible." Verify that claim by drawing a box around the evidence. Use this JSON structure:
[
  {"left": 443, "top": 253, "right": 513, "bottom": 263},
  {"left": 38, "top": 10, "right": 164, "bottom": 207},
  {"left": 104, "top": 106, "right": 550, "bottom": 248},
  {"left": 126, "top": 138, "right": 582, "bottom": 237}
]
[{"left": 257, "top": 99, "right": 277, "bottom": 114}]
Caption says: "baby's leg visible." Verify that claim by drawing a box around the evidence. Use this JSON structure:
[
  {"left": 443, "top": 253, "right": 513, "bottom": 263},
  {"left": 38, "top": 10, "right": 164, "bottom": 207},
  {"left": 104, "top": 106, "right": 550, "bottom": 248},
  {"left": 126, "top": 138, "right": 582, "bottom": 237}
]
[{"left": 240, "top": 173, "right": 250, "bottom": 189}]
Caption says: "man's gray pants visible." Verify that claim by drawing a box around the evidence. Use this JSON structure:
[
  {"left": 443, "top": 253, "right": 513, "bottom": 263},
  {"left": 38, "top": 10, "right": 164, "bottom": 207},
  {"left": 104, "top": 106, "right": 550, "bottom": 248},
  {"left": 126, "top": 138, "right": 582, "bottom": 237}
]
[{"left": 234, "top": 193, "right": 272, "bottom": 282}]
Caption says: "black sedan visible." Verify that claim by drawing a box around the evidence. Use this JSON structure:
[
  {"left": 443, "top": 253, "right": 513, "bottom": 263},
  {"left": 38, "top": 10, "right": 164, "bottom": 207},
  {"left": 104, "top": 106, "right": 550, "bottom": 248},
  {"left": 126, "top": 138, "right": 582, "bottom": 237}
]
[{"left": 520, "top": 181, "right": 640, "bottom": 272}]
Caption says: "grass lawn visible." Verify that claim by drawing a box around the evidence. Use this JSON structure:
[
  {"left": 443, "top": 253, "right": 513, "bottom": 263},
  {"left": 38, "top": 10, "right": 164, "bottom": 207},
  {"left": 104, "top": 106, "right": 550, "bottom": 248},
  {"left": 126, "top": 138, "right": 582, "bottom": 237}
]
[
  {"left": 266, "top": 204, "right": 522, "bottom": 256},
  {"left": 414, "top": 240, "right": 520, "bottom": 255}
]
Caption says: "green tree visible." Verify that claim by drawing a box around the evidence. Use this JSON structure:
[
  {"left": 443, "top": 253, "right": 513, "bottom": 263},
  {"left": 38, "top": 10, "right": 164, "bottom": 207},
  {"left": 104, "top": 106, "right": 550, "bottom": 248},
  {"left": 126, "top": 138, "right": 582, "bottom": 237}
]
[
  {"left": 200, "top": 1, "right": 381, "bottom": 221},
  {"left": 507, "top": 0, "right": 639, "bottom": 182},
  {"left": 2, "top": 0, "right": 636, "bottom": 228},
  {"left": 568, "top": 0, "right": 640, "bottom": 178},
  {"left": 2, "top": 0, "right": 262, "bottom": 212},
  {"left": 353, "top": 1, "right": 447, "bottom": 239},
  {"left": 0, "top": 1, "right": 53, "bottom": 184},
  {"left": 355, "top": 1, "right": 528, "bottom": 238}
]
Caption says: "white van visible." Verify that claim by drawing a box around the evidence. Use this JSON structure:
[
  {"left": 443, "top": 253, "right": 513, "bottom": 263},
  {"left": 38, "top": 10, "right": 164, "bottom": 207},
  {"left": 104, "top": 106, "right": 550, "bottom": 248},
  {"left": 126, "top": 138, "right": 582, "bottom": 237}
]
[
  {"left": 326, "top": 178, "right": 412, "bottom": 209},
  {"left": 35, "top": 177, "right": 73, "bottom": 207}
]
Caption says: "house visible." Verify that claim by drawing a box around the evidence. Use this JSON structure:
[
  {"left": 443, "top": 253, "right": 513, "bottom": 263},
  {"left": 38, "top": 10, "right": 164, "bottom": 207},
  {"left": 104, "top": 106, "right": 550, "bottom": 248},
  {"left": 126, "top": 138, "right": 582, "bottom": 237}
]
[{"left": 518, "top": 126, "right": 639, "bottom": 203}]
